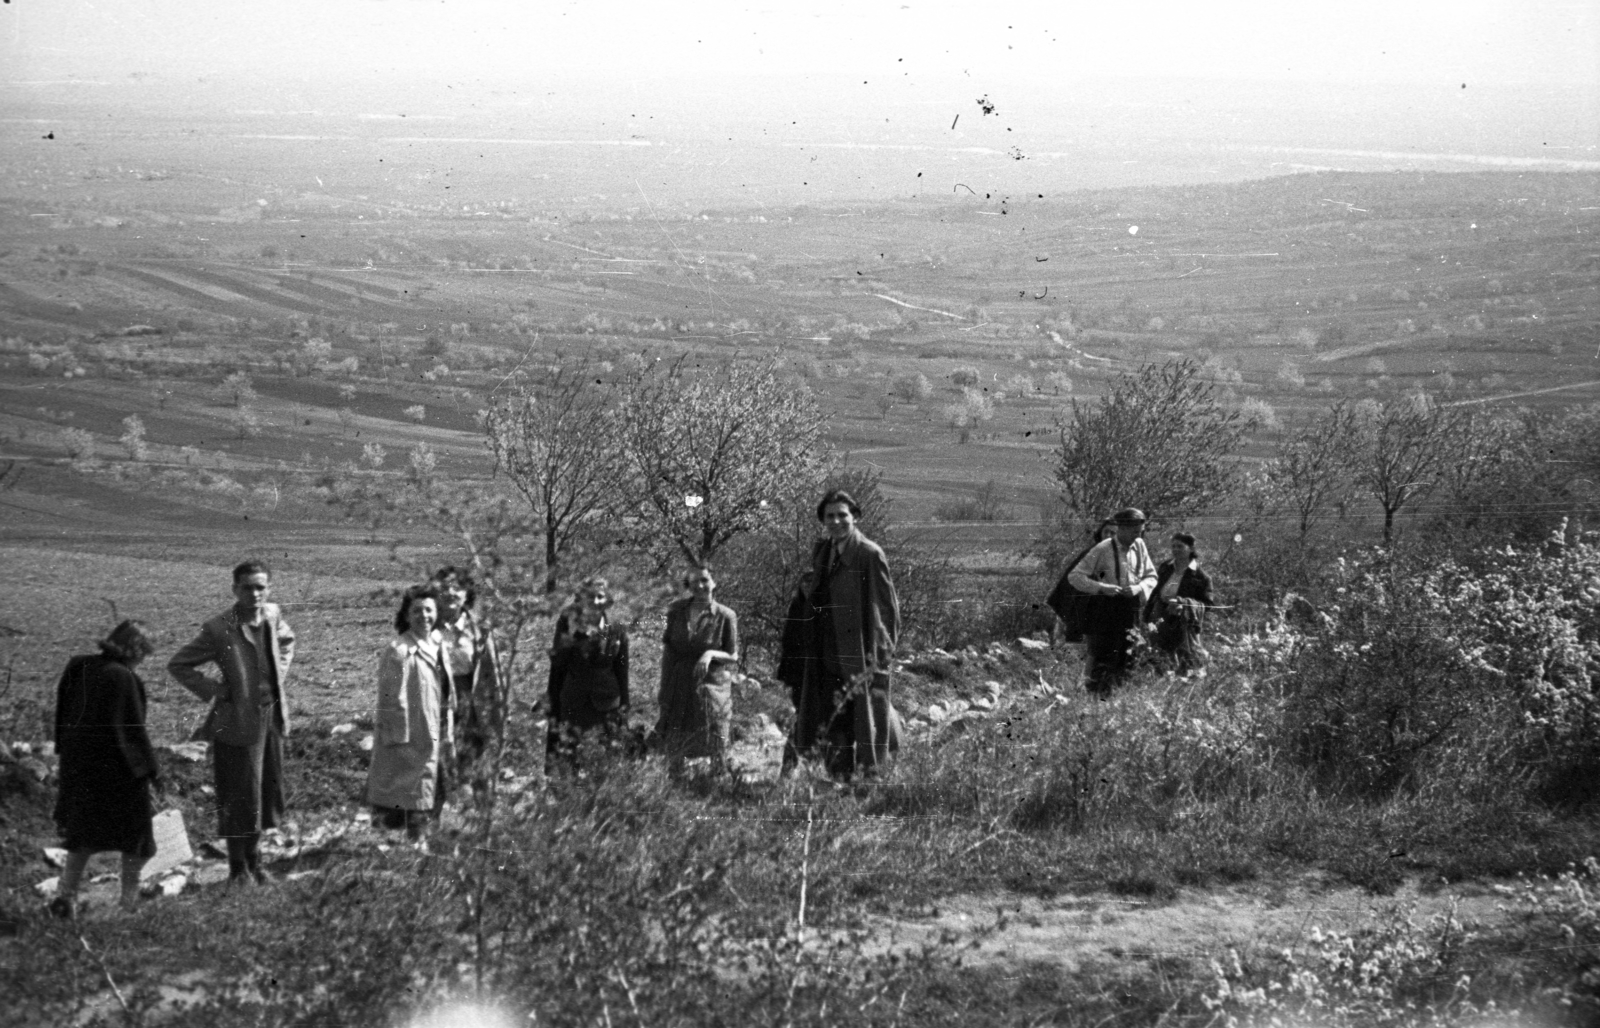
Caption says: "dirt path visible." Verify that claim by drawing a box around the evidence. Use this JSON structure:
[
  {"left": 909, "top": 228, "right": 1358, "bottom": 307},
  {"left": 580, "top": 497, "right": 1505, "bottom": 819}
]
[{"left": 869, "top": 875, "right": 1510, "bottom": 971}]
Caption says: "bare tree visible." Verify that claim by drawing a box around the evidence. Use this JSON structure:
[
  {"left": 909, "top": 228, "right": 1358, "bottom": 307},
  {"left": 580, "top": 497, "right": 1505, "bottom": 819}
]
[
  {"left": 1267, "top": 400, "right": 1364, "bottom": 539},
  {"left": 620, "top": 354, "right": 824, "bottom": 564},
  {"left": 1356, "top": 392, "right": 1467, "bottom": 544},
  {"left": 483, "top": 361, "right": 629, "bottom": 593},
  {"left": 1051, "top": 358, "right": 1255, "bottom": 541}
]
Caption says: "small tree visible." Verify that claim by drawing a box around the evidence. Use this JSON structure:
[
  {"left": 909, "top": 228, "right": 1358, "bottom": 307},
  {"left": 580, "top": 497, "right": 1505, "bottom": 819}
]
[
  {"left": 1355, "top": 391, "right": 1467, "bottom": 544},
  {"left": 1267, "top": 400, "right": 1364, "bottom": 539},
  {"left": 484, "top": 361, "right": 631, "bottom": 593},
  {"left": 1045, "top": 371, "right": 1073, "bottom": 396},
  {"left": 229, "top": 408, "right": 261, "bottom": 439},
  {"left": 619, "top": 354, "right": 824, "bottom": 564},
  {"left": 942, "top": 387, "right": 994, "bottom": 444},
  {"left": 119, "top": 415, "right": 148, "bottom": 461},
  {"left": 360, "top": 442, "right": 387, "bottom": 469},
  {"left": 407, "top": 442, "right": 437, "bottom": 490},
  {"left": 1050, "top": 358, "right": 1254, "bottom": 543},
  {"left": 950, "top": 366, "right": 980, "bottom": 388},
  {"left": 891, "top": 372, "right": 933, "bottom": 403},
  {"left": 60, "top": 427, "right": 95, "bottom": 463},
  {"left": 217, "top": 370, "right": 256, "bottom": 407},
  {"left": 404, "top": 404, "right": 427, "bottom": 423}
]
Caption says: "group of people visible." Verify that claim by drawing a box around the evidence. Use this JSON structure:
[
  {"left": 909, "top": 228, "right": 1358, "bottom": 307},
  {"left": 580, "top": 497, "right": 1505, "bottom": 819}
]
[
  {"left": 48, "top": 492, "right": 1211, "bottom": 916},
  {"left": 1051, "top": 506, "right": 1217, "bottom": 695},
  {"left": 46, "top": 489, "right": 905, "bottom": 914}
]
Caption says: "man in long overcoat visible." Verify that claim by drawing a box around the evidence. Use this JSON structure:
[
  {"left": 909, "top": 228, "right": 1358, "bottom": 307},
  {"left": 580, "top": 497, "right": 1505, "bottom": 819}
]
[
  {"left": 791, "top": 489, "right": 900, "bottom": 778},
  {"left": 168, "top": 560, "right": 295, "bottom": 885}
]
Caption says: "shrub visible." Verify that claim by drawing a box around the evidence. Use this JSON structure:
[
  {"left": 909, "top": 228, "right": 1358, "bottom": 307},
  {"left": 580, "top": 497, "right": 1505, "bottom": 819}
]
[
  {"left": 59, "top": 427, "right": 94, "bottom": 462},
  {"left": 950, "top": 366, "right": 980, "bottom": 388},
  {"left": 891, "top": 372, "right": 933, "bottom": 402},
  {"left": 119, "top": 414, "right": 148, "bottom": 461}
]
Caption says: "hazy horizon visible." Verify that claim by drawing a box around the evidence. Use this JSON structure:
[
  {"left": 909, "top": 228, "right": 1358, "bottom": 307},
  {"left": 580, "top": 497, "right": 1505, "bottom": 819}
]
[{"left": 4, "top": 1, "right": 1597, "bottom": 211}]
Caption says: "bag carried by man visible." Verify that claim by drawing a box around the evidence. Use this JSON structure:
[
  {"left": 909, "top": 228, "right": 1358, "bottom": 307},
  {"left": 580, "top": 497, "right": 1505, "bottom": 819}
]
[
  {"left": 1046, "top": 535, "right": 1142, "bottom": 642},
  {"left": 1045, "top": 543, "right": 1098, "bottom": 643}
]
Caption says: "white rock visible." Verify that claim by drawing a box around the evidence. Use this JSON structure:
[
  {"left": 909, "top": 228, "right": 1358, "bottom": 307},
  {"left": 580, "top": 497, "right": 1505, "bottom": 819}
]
[
  {"left": 42, "top": 847, "right": 67, "bottom": 868},
  {"left": 969, "top": 695, "right": 996, "bottom": 711},
  {"left": 983, "top": 680, "right": 1003, "bottom": 696},
  {"left": 159, "top": 874, "right": 188, "bottom": 897},
  {"left": 359, "top": 734, "right": 374, "bottom": 752},
  {"left": 165, "top": 742, "right": 208, "bottom": 762},
  {"left": 330, "top": 723, "right": 356, "bottom": 736},
  {"left": 1017, "top": 637, "right": 1049, "bottom": 652},
  {"left": 926, "top": 703, "right": 944, "bottom": 721},
  {"left": 35, "top": 876, "right": 59, "bottom": 897}
]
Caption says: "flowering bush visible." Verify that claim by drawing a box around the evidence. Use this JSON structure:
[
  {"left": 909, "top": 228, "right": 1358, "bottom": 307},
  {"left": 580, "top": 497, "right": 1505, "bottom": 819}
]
[
  {"left": 1201, "top": 857, "right": 1600, "bottom": 1026},
  {"left": 1214, "top": 532, "right": 1600, "bottom": 801},
  {"left": 1202, "top": 903, "right": 1499, "bottom": 1027}
]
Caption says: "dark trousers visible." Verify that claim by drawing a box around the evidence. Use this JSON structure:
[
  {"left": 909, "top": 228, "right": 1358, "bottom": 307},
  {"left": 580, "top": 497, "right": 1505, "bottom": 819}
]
[
  {"left": 790, "top": 666, "right": 894, "bottom": 779},
  {"left": 1154, "top": 615, "right": 1205, "bottom": 674},
  {"left": 1083, "top": 631, "right": 1132, "bottom": 697},
  {"left": 213, "top": 727, "right": 285, "bottom": 842}
]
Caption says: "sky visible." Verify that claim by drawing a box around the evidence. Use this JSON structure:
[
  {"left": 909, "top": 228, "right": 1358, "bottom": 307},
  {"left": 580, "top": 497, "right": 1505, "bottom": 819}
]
[
  {"left": 4, "top": 0, "right": 1597, "bottom": 88},
  {"left": 3, "top": 0, "right": 1595, "bottom": 203}
]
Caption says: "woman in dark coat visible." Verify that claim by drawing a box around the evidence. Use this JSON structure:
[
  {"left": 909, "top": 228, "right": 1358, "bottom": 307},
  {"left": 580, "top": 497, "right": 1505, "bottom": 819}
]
[
  {"left": 52, "top": 620, "right": 160, "bottom": 917},
  {"left": 1144, "top": 532, "right": 1216, "bottom": 676},
  {"left": 791, "top": 490, "right": 899, "bottom": 780},
  {"left": 656, "top": 565, "right": 739, "bottom": 777},
  {"left": 546, "top": 578, "right": 631, "bottom": 765}
]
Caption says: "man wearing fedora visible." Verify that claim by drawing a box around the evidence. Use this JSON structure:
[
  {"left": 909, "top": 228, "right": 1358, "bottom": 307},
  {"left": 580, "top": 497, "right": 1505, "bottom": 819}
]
[{"left": 1067, "top": 507, "right": 1158, "bottom": 696}]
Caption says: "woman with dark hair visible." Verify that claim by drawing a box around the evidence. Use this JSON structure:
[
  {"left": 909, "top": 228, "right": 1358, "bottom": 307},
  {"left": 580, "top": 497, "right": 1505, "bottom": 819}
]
[
  {"left": 657, "top": 565, "right": 739, "bottom": 776},
  {"left": 789, "top": 489, "right": 900, "bottom": 779},
  {"left": 51, "top": 620, "right": 161, "bottom": 917},
  {"left": 430, "top": 566, "right": 498, "bottom": 798},
  {"left": 546, "top": 578, "right": 631, "bottom": 765},
  {"left": 367, "top": 585, "right": 454, "bottom": 842},
  {"left": 1144, "top": 532, "right": 1216, "bottom": 676}
]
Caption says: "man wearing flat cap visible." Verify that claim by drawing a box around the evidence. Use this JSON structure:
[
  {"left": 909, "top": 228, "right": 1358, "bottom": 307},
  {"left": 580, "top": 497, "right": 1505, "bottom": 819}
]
[{"left": 1067, "top": 507, "right": 1158, "bottom": 695}]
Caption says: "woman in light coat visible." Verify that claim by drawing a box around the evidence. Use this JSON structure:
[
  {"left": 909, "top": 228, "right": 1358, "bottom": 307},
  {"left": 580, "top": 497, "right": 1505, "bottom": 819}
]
[{"left": 367, "top": 585, "right": 454, "bottom": 841}]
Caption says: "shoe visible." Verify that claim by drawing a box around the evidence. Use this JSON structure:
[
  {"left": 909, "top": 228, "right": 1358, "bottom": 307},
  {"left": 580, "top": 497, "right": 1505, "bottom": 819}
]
[
  {"left": 227, "top": 871, "right": 255, "bottom": 891},
  {"left": 47, "top": 896, "right": 77, "bottom": 920}
]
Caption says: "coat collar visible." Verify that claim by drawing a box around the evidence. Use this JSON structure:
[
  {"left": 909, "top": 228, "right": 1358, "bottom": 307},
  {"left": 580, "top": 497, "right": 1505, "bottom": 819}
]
[{"left": 223, "top": 604, "right": 275, "bottom": 643}]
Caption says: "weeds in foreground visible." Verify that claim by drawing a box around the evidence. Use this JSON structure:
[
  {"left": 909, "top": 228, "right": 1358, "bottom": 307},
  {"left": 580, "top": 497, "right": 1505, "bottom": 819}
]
[{"left": 1202, "top": 858, "right": 1600, "bottom": 1027}]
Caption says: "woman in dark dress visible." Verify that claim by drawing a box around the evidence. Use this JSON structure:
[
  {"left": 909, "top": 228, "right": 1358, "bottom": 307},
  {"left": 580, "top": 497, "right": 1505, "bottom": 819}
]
[
  {"left": 52, "top": 620, "right": 160, "bottom": 917},
  {"left": 1144, "top": 532, "right": 1216, "bottom": 676},
  {"left": 656, "top": 565, "right": 739, "bottom": 777},
  {"left": 546, "top": 578, "right": 630, "bottom": 765}
]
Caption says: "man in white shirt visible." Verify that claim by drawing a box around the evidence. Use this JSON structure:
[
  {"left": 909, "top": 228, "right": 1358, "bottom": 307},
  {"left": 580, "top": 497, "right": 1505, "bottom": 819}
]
[{"left": 1067, "top": 508, "right": 1157, "bottom": 695}]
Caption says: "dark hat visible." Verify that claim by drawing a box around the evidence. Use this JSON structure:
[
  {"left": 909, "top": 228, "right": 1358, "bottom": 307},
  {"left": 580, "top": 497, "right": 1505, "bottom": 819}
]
[{"left": 1110, "top": 507, "right": 1147, "bottom": 525}]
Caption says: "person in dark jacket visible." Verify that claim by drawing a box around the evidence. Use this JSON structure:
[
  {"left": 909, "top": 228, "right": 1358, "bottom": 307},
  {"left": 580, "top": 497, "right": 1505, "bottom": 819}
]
[
  {"left": 546, "top": 578, "right": 630, "bottom": 766},
  {"left": 776, "top": 571, "right": 816, "bottom": 777},
  {"left": 51, "top": 620, "right": 160, "bottom": 917},
  {"left": 1144, "top": 532, "right": 1216, "bottom": 675},
  {"left": 790, "top": 489, "right": 900, "bottom": 779}
]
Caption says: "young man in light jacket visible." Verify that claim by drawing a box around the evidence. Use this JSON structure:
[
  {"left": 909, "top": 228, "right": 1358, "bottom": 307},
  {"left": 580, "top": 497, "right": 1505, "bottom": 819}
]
[
  {"left": 1067, "top": 507, "right": 1157, "bottom": 696},
  {"left": 168, "top": 560, "right": 295, "bottom": 885}
]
